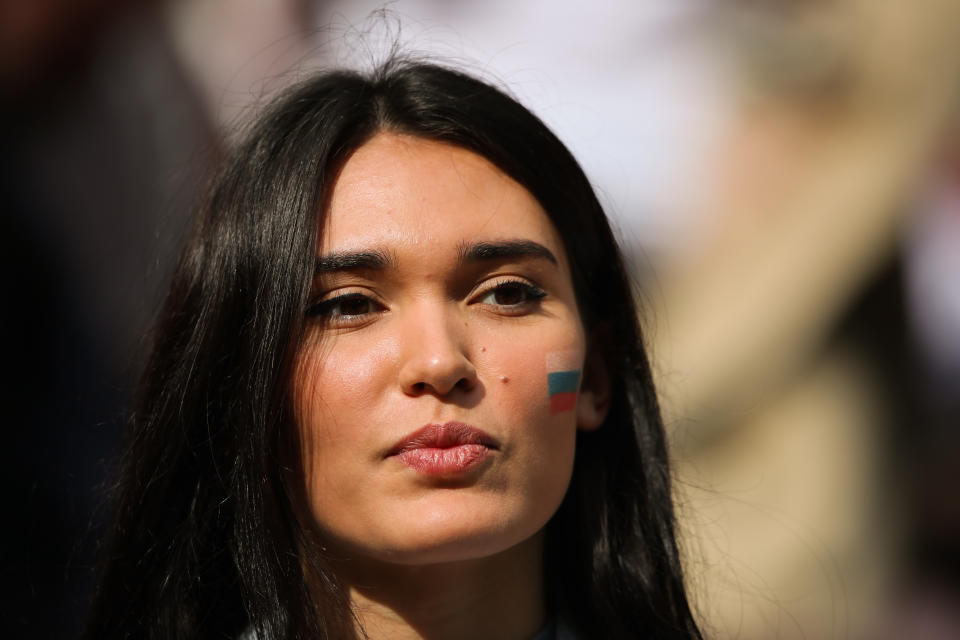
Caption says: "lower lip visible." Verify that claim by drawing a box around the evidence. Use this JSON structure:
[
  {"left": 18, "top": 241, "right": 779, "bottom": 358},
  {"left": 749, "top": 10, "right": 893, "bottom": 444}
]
[{"left": 395, "top": 444, "right": 492, "bottom": 475}]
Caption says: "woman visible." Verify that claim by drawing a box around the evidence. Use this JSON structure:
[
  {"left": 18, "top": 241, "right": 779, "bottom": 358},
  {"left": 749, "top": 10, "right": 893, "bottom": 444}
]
[{"left": 84, "top": 59, "right": 703, "bottom": 639}]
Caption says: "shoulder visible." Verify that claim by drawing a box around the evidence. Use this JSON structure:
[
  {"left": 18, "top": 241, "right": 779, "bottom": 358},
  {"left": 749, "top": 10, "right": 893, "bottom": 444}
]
[
  {"left": 556, "top": 618, "right": 580, "bottom": 640},
  {"left": 533, "top": 618, "right": 581, "bottom": 640}
]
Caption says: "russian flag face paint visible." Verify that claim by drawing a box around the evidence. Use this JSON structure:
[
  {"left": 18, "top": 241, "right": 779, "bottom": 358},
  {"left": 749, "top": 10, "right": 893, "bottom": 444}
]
[{"left": 546, "top": 351, "right": 581, "bottom": 415}]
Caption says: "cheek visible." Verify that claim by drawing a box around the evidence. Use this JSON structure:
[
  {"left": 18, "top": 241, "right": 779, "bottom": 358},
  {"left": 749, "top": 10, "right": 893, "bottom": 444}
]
[
  {"left": 290, "top": 336, "right": 399, "bottom": 490},
  {"left": 293, "top": 336, "right": 397, "bottom": 429},
  {"left": 489, "top": 341, "right": 583, "bottom": 420},
  {"left": 485, "top": 335, "right": 584, "bottom": 506},
  {"left": 496, "top": 345, "right": 580, "bottom": 523}
]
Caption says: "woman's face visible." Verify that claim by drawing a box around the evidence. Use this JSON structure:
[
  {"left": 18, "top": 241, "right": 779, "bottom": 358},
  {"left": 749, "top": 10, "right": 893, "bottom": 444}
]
[{"left": 291, "top": 133, "right": 607, "bottom": 566}]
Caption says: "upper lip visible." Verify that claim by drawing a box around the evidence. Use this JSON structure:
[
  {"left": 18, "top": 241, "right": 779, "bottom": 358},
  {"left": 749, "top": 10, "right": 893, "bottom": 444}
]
[{"left": 386, "top": 422, "right": 500, "bottom": 457}]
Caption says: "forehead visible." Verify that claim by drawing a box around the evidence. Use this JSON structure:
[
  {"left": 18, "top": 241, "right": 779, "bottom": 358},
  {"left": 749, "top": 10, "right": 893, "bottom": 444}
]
[{"left": 322, "top": 133, "right": 566, "bottom": 262}]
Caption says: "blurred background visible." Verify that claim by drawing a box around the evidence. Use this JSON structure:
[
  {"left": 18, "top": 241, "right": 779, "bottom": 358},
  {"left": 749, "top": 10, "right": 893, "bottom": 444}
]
[{"left": 3, "top": 0, "right": 959, "bottom": 637}]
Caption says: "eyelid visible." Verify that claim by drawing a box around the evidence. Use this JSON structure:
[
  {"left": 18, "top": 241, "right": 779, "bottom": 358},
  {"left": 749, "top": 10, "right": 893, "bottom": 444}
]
[
  {"left": 309, "top": 283, "right": 382, "bottom": 304},
  {"left": 469, "top": 276, "right": 547, "bottom": 308},
  {"left": 305, "top": 288, "right": 386, "bottom": 323}
]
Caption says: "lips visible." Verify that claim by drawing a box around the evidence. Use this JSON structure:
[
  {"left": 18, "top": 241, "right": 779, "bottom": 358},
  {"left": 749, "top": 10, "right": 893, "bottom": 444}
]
[{"left": 387, "top": 422, "right": 499, "bottom": 475}]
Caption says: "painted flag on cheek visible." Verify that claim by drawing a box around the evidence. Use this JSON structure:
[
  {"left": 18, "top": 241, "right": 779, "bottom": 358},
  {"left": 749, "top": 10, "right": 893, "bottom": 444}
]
[{"left": 547, "top": 370, "right": 580, "bottom": 415}]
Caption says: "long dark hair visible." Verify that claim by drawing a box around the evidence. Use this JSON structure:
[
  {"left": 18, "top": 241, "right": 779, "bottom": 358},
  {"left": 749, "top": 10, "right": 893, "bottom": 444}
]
[{"left": 85, "top": 58, "right": 702, "bottom": 639}]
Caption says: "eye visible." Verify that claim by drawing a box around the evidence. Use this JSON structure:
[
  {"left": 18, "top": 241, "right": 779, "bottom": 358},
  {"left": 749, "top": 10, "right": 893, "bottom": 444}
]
[
  {"left": 306, "top": 292, "right": 384, "bottom": 325},
  {"left": 475, "top": 279, "right": 546, "bottom": 311}
]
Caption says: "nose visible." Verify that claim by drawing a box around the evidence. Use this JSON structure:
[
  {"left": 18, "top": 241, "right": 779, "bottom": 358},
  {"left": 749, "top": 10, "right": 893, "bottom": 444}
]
[{"left": 398, "top": 305, "right": 478, "bottom": 397}]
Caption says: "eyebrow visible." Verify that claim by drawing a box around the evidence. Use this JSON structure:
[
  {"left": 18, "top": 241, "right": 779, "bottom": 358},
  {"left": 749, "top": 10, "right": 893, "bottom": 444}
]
[
  {"left": 314, "top": 249, "right": 395, "bottom": 274},
  {"left": 313, "top": 240, "right": 558, "bottom": 275},
  {"left": 458, "top": 240, "right": 558, "bottom": 266}
]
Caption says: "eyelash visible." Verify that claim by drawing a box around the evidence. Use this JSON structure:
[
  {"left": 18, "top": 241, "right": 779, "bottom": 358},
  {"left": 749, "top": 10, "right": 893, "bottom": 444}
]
[
  {"left": 306, "top": 292, "right": 384, "bottom": 323},
  {"left": 474, "top": 279, "right": 547, "bottom": 311},
  {"left": 305, "top": 279, "right": 546, "bottom": 325}
]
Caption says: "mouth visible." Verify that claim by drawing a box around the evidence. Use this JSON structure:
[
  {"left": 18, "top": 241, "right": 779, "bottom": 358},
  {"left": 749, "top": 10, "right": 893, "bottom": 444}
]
[{"left": 387, "top": 422, "right": 499, "bottom": 475}]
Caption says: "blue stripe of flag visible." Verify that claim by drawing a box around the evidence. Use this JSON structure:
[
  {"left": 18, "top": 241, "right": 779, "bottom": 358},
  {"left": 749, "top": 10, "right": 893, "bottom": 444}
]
[{"left": 547, "top": 370, "right": 580, "bottom": 395}]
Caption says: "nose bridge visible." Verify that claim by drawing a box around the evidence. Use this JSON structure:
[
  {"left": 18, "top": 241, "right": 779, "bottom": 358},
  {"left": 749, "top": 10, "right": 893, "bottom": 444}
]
[{"left": 399, "top": 298, "right": 475, "bottom": 396}]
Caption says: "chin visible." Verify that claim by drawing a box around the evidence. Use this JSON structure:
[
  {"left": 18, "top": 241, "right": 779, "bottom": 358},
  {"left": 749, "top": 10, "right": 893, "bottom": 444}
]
[
  {"left": 374, "top": 524, "right": 544, "bottom": 567},
  {"left": 360, "top": 503, "right": 550, "bottom": 567}
]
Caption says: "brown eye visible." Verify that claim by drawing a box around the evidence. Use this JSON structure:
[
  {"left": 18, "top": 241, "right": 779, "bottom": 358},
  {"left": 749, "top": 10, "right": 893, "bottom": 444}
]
[
  {"left": 307, "top": 293, "right": 382, "bottom": 322},
  {"left": 337, "top": 296, "right": 373, "bottom": 316},
  {"left": 477, "top": 280, "right": 546, "bottom": 309},
  {"left": 492, "top": 283, "right": 526, "bottom": 305}
]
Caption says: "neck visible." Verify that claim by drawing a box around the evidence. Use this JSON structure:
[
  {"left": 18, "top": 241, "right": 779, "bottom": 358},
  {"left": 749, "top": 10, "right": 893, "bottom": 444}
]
[{"left": 332, "top": 533, "right": 546, "bottom": 640}]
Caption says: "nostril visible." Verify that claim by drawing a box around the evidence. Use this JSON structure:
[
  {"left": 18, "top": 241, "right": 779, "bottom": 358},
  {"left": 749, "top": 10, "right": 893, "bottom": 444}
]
[{"left": 402, "top": 354, "right": 478, "bottom": 396}]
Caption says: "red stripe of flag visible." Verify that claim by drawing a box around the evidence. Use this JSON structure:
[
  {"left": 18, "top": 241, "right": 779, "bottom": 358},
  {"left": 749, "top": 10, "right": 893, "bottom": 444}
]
[{"left": 550, "top": 392, "right": 577, "bottom": 415}]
